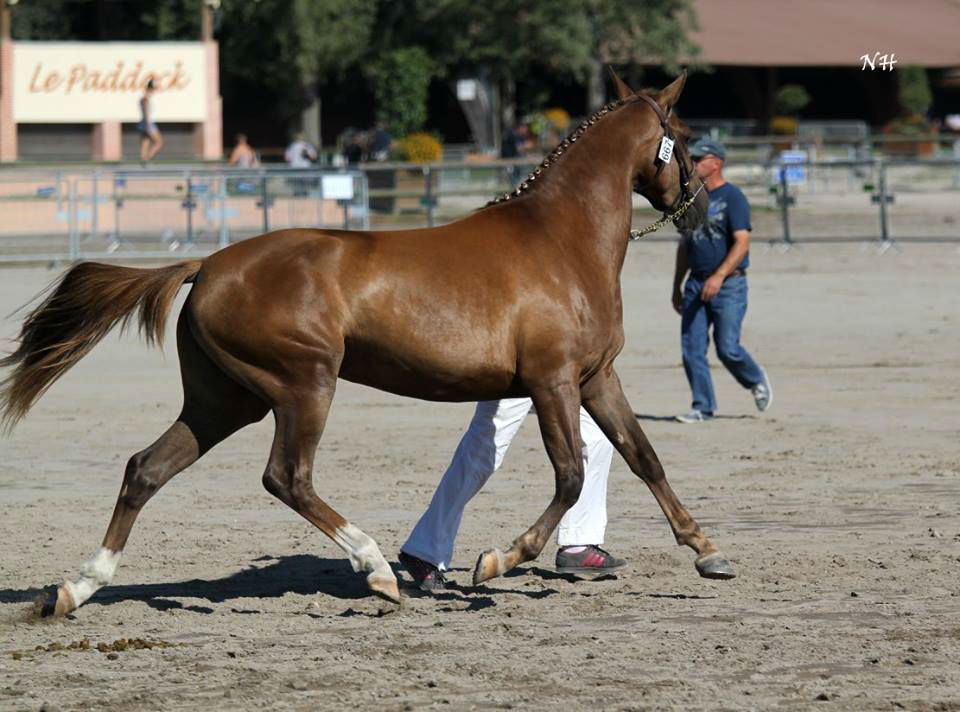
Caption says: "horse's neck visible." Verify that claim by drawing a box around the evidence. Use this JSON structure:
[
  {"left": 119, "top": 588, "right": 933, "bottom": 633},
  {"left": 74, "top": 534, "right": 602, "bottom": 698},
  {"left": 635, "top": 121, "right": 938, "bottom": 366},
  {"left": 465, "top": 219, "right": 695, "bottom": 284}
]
[{"left": 524, "top": 112, "right": 639, "bottom": 267}]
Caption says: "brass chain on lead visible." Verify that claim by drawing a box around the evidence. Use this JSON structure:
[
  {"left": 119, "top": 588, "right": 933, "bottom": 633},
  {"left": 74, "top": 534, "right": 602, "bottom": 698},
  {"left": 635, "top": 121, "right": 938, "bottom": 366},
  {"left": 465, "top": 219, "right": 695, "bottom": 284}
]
[{"left": 628, "top": 181, "right": 705, "bottom": 241}]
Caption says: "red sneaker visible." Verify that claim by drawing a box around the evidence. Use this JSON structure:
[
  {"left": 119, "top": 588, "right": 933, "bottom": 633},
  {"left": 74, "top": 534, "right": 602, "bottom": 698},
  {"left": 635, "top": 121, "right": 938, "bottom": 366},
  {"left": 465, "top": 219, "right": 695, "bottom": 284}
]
[
  {"left": 555, "top": 545, "right": 626, "bottom": 574},
  {"left": 399, "top": 551, "right": 448, "bottom": 591}
]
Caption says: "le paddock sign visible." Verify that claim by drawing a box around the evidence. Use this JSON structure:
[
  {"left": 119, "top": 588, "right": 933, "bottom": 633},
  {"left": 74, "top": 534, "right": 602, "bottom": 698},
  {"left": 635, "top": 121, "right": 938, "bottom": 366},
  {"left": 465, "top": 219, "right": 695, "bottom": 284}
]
[{"left": 13, "top": 43, "right": 209, "bottom": 123}]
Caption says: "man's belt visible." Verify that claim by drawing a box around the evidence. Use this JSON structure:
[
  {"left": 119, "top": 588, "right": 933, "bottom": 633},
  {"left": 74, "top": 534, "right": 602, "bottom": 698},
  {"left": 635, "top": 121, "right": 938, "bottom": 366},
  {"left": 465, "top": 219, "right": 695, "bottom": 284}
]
[{"left": 692, "top": 268, "right": 746, "bottom": 280}]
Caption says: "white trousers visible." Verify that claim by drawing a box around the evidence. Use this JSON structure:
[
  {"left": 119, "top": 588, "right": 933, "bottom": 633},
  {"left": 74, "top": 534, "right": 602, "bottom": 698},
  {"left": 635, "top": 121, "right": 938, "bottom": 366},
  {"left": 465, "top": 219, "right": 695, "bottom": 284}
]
[{"left": 402, "top": 397, "right": 615, "bottom": 570}]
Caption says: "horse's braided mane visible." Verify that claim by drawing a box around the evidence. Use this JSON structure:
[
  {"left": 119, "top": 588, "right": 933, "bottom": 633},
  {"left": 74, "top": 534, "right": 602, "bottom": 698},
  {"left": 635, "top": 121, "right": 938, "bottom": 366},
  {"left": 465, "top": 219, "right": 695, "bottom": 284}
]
[
  {"left": 486, "top": 97, "right": 628, "bottom": 208},
  {"left": 485, "top": 91, "right": 692, "bottom": 209}
]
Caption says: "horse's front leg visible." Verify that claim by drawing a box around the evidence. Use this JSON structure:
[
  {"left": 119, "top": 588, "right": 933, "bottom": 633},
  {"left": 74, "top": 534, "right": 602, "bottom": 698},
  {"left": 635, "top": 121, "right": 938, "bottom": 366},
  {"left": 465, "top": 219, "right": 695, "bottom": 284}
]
[
  {"left": 473, "top": 380, "right": 584, "bottom": 584},
  {"left": 581, "top": 366, "right": 735, "bottom": 580}
]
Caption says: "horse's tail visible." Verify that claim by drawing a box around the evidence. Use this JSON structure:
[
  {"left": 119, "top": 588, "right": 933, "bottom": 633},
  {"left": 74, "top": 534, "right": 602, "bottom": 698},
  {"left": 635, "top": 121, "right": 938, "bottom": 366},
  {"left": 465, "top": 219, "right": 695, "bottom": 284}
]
[{"left": 1, "top": 260, "right": 203, "bottom": 431}]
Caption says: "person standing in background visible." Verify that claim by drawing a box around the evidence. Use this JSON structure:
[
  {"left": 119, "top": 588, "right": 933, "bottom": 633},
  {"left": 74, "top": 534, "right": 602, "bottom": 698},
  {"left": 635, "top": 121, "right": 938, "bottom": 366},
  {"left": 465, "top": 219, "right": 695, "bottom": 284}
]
[
  {"left": 343, "top": 130, "right": 366, "bottom": 165},
  {"left": 367, "top": 121, "right": 393, "bottom": 161},
  {"left": 672, "top": 138, "right": 773, "bottom": 423},
  {"left": 138, "top": 79, "right": 163, "bottom": 165},
  {"left": 285, "top": 132, "right": 318, "bottom": 197},
  {"left": 228, "top": 133, "right": 259, "bottom": 168}
]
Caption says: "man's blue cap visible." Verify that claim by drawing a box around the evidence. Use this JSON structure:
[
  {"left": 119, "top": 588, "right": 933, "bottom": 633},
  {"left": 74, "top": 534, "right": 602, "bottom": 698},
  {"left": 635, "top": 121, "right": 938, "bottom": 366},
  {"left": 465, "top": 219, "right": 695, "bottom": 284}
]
[{"left": 689, "top": 138, "right": 726, "bottom": 160}]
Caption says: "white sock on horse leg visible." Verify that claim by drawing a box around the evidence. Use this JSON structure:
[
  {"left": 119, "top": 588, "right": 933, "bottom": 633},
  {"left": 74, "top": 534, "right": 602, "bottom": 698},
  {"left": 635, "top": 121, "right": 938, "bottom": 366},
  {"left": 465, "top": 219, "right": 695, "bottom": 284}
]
[
  {"left": 334, "top": 523, "right": 392, "bottom": 579},
  {"left": 63, "top": 547, "right": 121, "bottom": 608}
]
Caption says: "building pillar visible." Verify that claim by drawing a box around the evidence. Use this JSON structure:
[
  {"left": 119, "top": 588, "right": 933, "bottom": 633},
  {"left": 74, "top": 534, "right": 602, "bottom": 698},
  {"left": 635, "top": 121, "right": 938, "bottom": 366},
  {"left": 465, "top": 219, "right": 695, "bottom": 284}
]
[
  {"left": 92, "top": 121, "right": 122, "bottom": 161},
  {"left": 193, "top": 40, "right": 222, "bottom": 160},
  {"left": 0, "top": 40, "right": 16, "bottom": 162}
]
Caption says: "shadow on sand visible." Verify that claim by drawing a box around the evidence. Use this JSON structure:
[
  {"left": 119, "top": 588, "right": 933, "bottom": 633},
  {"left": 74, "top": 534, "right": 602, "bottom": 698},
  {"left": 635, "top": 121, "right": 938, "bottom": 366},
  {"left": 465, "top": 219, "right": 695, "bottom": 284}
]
[
  {"left": 0, "top": 555, "right": 594, "bottom": 616},
  {"left": 635, "top": 412, "right": 755, "bottom": 422}
]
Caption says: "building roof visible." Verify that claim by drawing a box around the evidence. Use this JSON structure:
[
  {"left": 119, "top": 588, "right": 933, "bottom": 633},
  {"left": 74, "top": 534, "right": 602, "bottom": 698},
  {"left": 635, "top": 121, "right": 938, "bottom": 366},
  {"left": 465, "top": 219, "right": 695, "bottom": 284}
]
[{"left": 690, "top": 0, "right": 960, "bottom": 67}]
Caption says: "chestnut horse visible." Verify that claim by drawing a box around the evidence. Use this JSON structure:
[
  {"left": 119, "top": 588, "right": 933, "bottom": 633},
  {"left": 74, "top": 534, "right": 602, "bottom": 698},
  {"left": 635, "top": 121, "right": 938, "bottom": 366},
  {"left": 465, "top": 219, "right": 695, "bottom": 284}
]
[{"left": 1, "top": 72, "right": 735, "bottom": 617}]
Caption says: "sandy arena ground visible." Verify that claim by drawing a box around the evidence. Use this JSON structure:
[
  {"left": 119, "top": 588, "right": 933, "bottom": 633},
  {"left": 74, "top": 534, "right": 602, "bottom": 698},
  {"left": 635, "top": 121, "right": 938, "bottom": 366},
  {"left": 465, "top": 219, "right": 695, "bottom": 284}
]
[{"left": 1, "top": 242, "right": 959, "bottom": 711}]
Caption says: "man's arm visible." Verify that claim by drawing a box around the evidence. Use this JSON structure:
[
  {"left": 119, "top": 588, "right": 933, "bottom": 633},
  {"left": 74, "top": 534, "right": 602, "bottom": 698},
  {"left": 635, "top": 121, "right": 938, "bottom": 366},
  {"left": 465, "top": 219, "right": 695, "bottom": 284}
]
[
  {"left": 700, "top": 229, "right": 749, "bottom": 301},
  {"left": 672, "top": 238, "right": 689, "bottom": 314}
]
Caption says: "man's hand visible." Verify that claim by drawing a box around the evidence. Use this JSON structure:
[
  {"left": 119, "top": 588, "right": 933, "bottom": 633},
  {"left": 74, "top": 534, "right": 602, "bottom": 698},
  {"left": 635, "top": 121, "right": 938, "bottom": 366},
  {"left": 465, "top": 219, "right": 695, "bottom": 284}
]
[
  {"left": 672, "top": 287, "right": 683, "bottom": 314},
  {"left": 700, "top": 273, "right": 725, "bottom": 301}
]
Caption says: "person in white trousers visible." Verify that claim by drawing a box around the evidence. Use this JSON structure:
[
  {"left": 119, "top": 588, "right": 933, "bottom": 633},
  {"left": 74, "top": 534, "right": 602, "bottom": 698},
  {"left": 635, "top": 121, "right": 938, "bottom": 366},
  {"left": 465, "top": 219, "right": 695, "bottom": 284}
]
[{"left": 399, "top": 397, "right": 626, "bottom": 591}]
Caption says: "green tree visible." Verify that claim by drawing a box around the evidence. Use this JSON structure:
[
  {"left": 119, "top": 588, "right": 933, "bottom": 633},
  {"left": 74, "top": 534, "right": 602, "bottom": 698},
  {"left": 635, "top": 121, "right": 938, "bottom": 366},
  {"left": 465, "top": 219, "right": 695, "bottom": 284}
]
[
  {"left": 218, "top": 0, "right": 377, "bottom": 138},
  {"left": 406, "top": 0, "right": 700, "bottom": 131},
  {"left": 367, "top": 47, "right": 435, "bottom": 137},
  {"left": 10, "top": 0, "right": 199, "bottom": 41},
  {"left": 773, "top": 85, "right": 811, "bottom": 116},
  {"left": 8, "top": 0, "right": 702, "bottom": 147},
  {"left": 581, "top": 0, "right": 702, "bottom": 111},
  {"left": 10, "top": 2, "right": 72, "bottom": 39},
  {"left": 898, "top": 66, "right": 932, "bottom": 116},
  {"left": 411, "top": 0, "right": 593, "bottom": 128}
]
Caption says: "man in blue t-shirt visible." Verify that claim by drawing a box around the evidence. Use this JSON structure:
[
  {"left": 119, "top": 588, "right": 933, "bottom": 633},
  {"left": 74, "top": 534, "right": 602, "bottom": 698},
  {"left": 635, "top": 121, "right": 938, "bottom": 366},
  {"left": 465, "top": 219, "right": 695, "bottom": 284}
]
[{"left": 671, "top": 138, "right": 772, "bottom": 423}]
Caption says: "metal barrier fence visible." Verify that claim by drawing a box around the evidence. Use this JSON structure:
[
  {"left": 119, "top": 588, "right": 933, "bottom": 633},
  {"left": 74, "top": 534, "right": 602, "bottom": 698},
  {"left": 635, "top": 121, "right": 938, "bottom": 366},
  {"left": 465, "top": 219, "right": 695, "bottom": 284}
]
[
  {"left": 352, "top": 156, "right": 960, "bottom": 245},
  {"left": 1, "top": 157, "right": 958, "bottom": 264},
  {"left": 744, "top": 157, "right": 960, "bottom": 246},
  {"left": 0, "top": 168, "right": 369, "bottom": 263}
]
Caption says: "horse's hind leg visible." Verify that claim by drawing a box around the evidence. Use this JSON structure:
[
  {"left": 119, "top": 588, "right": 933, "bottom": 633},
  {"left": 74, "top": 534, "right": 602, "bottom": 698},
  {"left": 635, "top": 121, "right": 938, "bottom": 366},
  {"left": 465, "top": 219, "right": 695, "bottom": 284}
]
[
  {"left": 45, "top": 313, "right": 268, "bottom": 617},
  {"left": 260, "top": 380, "right": 399, "bottom": 605},
  {"left": 473, "top": 380, "right": 585, "bottom": 584},
  {"left": 581, "top": 367, "right": 735, "bottom": 580}
]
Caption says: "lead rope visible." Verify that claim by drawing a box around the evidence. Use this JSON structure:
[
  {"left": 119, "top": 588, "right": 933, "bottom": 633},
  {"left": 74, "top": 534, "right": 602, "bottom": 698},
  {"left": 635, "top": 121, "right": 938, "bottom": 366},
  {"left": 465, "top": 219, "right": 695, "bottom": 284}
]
[{"left": 629, "top": 180, "right": 705, "bottom": 241}]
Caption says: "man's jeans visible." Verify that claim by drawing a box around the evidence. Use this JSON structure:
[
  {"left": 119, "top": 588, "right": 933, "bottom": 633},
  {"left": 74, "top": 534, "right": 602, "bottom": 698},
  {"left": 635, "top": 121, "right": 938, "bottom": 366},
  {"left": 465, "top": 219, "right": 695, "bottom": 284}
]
[{"left": 681, "top": 274, "right": 764, "bottom": 415}]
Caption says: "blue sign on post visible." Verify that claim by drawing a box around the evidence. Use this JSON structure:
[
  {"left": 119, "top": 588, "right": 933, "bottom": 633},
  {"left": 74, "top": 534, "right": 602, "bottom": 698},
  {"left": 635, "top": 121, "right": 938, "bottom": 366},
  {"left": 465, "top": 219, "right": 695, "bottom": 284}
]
[{"left": 779, "top": 150, "right": 808, "bottom": 185}]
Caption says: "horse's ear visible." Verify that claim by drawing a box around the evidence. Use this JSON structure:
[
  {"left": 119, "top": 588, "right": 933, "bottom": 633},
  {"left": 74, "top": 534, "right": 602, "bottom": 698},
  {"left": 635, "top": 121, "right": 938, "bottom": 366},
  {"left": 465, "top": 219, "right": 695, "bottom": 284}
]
[
  {"left": 654, "top": 71, "right": 688, "bottom": 113},
  {"left": 607, "top": 66, "right": 635, "bottom": 100}
]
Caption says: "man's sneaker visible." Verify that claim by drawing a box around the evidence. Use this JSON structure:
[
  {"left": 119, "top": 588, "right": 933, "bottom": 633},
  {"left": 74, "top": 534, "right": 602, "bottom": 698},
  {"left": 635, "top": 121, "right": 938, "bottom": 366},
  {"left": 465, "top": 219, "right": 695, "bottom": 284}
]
[
  {"left": 752, "top": 368, "right": 773, "bottom": 412},
  {"left": 398, "top": 551, "right": 448, "bottom": 592},
  {"left": 675, "top": 409, "right": 713, "bottom": 424},
  {"left": 555, "top": 545, "right": 626, "bottom": 574}
]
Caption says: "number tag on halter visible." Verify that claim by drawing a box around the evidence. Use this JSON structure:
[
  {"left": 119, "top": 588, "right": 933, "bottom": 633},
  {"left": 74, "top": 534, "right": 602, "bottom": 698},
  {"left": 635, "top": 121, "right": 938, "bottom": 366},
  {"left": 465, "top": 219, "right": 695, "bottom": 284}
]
[{"left": 658, "top": 136, "right": 675, "bottom": 163}]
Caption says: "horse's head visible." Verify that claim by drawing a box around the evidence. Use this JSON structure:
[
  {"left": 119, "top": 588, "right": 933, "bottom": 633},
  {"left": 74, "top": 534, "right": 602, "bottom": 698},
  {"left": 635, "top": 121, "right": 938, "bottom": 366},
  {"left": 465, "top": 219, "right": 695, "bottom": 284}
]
[{"left": 612, "top": 71, "right": 709, "bottom": 233}]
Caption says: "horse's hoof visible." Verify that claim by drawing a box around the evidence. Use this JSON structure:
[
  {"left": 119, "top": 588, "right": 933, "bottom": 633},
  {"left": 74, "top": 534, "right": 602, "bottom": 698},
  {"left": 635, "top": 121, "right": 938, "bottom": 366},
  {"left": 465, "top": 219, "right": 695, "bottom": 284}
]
[
  {"left": 695, "top": 553, "right": 736, "bottom": 580},
  {"left": 473, "top": 548, "right": 506, "bottom": 585},
  {"left": 367, "top": 575, "right": 401, "bottom": 605},
  {"left": 36, "top": 586, "right": 75, "bottom": 618}
]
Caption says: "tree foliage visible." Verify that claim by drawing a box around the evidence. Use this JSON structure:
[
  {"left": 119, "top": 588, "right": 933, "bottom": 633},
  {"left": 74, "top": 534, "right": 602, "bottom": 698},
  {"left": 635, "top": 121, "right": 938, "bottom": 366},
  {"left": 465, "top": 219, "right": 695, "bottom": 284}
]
[
  {"left": 217, "top": 0, "right": 376, "bottom": 115},
  {"left": 773, "top": 85, "right": 811, "bottom": 116},
  {"left": 366, "top": 47, "right": 436, "bottom": 137},
  {"left": 898, "top": 66, "right": 932, "bottom": 116},
  {"left": 12, "top": 1, "right": 199, "bottom": 41},
  {"left": 393, "top": 0, "right": 700, "bottom": 117},
  {"left": 6, "top": 0, "right": 701, "bottom": 137}
]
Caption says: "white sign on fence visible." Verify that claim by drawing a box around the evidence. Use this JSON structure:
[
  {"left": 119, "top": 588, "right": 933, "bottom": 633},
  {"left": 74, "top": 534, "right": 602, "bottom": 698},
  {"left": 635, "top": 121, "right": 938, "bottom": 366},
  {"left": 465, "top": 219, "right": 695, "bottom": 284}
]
[
  {"left": 321, "top": 174, "right": 355, "bottom": 200},
  {"left": 13, "top": 42, "right": 209, "bottom": 123}
]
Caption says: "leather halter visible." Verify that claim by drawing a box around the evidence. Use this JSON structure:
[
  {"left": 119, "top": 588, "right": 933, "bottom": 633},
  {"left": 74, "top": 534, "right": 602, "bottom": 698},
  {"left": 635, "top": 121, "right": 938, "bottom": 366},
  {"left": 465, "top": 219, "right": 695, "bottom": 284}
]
[
  {"left": 632, "top": 93, "right": 693, "bottom": 206},
  {"left": 627, "top": 93, "right": 704, "bottom": 240}
]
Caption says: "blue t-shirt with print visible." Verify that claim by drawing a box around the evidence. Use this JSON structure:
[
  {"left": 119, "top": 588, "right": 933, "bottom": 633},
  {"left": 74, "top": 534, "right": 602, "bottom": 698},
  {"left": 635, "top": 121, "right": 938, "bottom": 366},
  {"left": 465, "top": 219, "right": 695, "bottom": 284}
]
[{"left": 684, "top": 182, "right": 751, "bottom": 276}]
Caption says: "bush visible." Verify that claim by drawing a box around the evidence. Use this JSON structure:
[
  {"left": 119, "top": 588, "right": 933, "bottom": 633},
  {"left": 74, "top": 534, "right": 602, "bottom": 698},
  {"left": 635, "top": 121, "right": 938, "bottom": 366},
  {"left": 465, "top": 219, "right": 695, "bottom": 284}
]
[
  {"left": 367, "top": 48, "right": 436, "bottom": 138},
  {"left": 898, "top": 66, "right": 932, "bottom": 116},
  {"left": 543, "top": 108, "right": 571, "bottom": 132},
  {"left": 769, "top": 116, "right": 798, "bottom": 135},
  {"left": 773, "top": 85, "right": 810, "bottom": 116},
  {"left": 393, "top": 132, "right": 444, "bottom": 162},
  {"left": 884, "top": 113, "right": 934, "bottom": 136}
]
